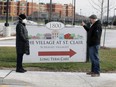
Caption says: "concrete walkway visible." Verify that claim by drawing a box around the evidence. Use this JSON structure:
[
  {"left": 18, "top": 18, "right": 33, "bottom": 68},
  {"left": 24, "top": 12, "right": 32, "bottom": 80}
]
[
  {"left": 0, "top": 70, "right": 116, "bottom": 87},
  {"left": 0, "top": 37, "right": 16, "bottom": 41}
]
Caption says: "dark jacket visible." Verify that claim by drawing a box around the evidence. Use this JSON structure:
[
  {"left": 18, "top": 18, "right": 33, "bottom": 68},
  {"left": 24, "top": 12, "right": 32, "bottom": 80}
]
[
  {"left": 83, "top": 20, "right": 102, "bottom": 47},
  {"left": 16, "top": 21, "right": 30, "bottom": 54}
]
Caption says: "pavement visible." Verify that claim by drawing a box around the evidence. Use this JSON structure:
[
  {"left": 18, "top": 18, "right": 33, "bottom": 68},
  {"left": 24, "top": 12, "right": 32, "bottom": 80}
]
[
  {"left": 0, "top": 70, "right": 116, "bottom": 87},
  {"left": 0, "top": 37, "right": 16, "bottom": 41}
]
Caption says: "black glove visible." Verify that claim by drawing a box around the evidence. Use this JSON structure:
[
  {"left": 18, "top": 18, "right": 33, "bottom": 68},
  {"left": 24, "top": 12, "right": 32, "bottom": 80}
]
[{"left": 25, "top": 44, "right": 30, "bottom": 55}]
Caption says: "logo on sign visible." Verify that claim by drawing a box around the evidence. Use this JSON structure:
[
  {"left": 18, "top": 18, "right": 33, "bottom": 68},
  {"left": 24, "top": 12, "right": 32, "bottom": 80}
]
[{"left": 46, "top": 22, "right": 65, "bottom": 30}]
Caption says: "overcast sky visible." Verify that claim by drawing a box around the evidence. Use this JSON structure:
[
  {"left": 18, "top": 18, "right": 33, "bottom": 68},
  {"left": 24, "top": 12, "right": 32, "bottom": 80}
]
[{"left": 30, "top": 0, "right": 116, "bottom": 17}]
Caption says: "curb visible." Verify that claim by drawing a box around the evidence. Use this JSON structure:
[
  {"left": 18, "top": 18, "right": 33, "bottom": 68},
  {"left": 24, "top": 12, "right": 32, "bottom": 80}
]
[{"left": 0, "top": 37, "right": 16, "bottom": 41}]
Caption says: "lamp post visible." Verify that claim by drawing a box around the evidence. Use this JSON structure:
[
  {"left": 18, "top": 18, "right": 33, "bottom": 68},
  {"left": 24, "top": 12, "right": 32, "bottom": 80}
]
[
  {"left": 103, "top": 0, "right": 109, "bottom": 47},
  {"left": 73, "top": 0, "right": 76, "bottom": 25},
  {"left": 80, "top": 9, "right": 82, "bottom": 21},
  {"left": 49, "top": 0, "right": 52, "bottom": 22},
  {"left": 4, "top": 0, "right": 9, "bottom": 27},
  {"left": 80, "top": 9, "right": 82, "bottom": 15},
  {"left": 114, "top": 8, "right": 116, "bottom": 20},
  {"left": 3, "top": 0, "right": 11, "bottom": 37},
  {"left": 31, "top": 0, "right": 33, "bottom": 20},
  {"left": 106, "top": 0, "right": 109, "bottom": 25},
  {"left": 114, "top": 8, "right": 116, "bottom": 16}
]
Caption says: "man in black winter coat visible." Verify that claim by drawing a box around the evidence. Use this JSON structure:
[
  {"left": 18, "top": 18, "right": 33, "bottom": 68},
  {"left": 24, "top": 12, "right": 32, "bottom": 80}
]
[
  {"left": 16, "top": 14, "right": 30, "bottom": 73},
  {"left": 81, "top": 15, "right": 102, "bottom": 77}
]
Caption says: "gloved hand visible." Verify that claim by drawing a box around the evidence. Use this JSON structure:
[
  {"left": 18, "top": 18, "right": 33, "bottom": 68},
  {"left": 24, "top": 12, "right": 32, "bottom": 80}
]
[{"left": 25, "top": 45, "right": 30, "bottom": 55}]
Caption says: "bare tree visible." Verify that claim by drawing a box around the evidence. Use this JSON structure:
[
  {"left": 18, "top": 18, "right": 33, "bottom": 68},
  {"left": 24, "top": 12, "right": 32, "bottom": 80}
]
[{"left": 89, "top": 0, "right": 116, "bottom": 23}]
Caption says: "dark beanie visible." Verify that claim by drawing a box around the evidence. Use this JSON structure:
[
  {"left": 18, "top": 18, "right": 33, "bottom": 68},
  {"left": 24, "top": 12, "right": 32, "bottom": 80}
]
[
  {"left": 89, "top": 14, "right": 97, "bottom": 19},
  {"left": 19, "top": 14, "right": 26, "bottom": 20}
]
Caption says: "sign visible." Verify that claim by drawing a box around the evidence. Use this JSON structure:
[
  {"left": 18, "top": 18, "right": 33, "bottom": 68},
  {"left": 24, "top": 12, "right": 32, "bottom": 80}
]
[{"left": 23, "top": 22, "right": 87, "bottom": 63}]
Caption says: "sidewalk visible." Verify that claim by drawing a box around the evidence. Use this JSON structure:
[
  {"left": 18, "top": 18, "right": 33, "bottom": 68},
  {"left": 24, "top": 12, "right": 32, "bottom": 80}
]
[
  {"left": 0, "top": 70, "right": 116, "bottom": 87},
  {"left": 0, "top": 36, "right": 16, "bottom": 41}
]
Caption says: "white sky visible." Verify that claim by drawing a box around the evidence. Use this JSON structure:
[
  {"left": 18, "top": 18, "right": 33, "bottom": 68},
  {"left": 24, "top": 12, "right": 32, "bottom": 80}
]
[{"left": 29, "top": 0, "right": 116, "bottom": 17}]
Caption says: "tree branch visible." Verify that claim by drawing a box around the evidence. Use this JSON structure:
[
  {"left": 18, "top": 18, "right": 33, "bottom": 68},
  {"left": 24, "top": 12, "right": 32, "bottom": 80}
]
[
  {"left": 88, "top": 0, "right": 101, "bottom": 12},
  {"left": 90, "top": 0, "right": 101, "bottom": 9},
  {"left": 98, "top": 0, "right": 102, "bottom": 3}
]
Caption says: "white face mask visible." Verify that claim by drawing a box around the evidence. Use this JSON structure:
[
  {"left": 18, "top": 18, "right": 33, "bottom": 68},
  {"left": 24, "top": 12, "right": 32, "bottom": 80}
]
[{"left": 22, "top": 19, "right": 28, "bottom": 24}]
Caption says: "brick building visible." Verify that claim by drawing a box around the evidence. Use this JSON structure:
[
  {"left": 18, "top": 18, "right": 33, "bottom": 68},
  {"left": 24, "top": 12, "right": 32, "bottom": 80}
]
[
  {"left": 39, "top": 3, "right": 46, "bottom": 12},
  {"left": 67, "top": 4, "right": 74, "bottom": 17},
  {"left": 46, "top": 3, "right": 74, "bottom": 18},
  {"left": 27, "top": 2, "right": 39, "bottom": 16},
  {"left": 17, "top": 0, "right": 27, "bottom": 15},
  {"left": 0, "top": 0, "right": 74, "bottom": 18},
  {"left": 0, "top": 0, "right": 17, "bottom": 17},
  {"left": 62, "top": 4, "right": 74, "bottom": 17},
  {"left": 17, "top": 0, "right": 39, "bottom": 16},
  {"left": 0, "top": 0, "right": 39, "bottom": 17},
  {"left": 46, "top": 3, "right": 62, "bottom": 17}
]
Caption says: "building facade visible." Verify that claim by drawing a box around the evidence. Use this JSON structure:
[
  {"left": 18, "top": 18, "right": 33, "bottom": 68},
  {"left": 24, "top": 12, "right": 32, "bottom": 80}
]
[
  {"left": 0, "top": 1, "right": 74, "bottom": 18},
  {"left": 0, "top": 0, "right": 39, "bottom": 17},
  {"left": 39, "top": 3, "right": 46, "bottom": 12},
  {"left": 27, "top": 2, "right": 39, "bottom": 16},
  {"left": 62, "top": 4, "right": 74, "bottom": 17},
  {"left": 17, "top": 0, "right": 27, "bottom": 15},
  {"left": 0, "top": 0, "right": 17, "bottom": 17},
  {"left": 46, "top": 3, "right": 62, "bottom": 18}
]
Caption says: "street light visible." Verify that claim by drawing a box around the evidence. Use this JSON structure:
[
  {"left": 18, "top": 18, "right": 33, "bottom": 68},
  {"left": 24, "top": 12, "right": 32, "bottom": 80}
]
[
  {"left": 103, "top": 0, "right": 109, "bottom": 47},
  {"left": 106, "top": 0, "right": 109, "bottom": 24},
  {"left": 114, "top": 8, "right": 116, "bottom": 18},
  {"left": 4, "top": 0, "right": 9, "bottom": 27},
  {"left": 31, "top": 0, "right": 33, "bottom": 20},
  {"left": 49, "top": 0, "right": 52, "bottom": 22},
  {"left": 80, "top": 9, "right": 82, "bottom": 21},
  {"left": 3, "top": 0, "right": 11, "bottom": 37},
  {"left": 73, "top": 0, "right": 76, "bottom": 25},
  {"left": 80, "top": 9, "right": 82, "bottom": 15},
  {"left": 112, "top": 8, "right": 116, "bottom": 25}
]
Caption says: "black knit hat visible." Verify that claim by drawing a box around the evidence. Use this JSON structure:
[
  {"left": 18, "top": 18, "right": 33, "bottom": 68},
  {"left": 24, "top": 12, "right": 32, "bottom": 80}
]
[
  {"left": 18, "top": 14, "right": 26, "bottom": 20},
  {"left": 89, "top": 14, "right": 97, "bottom": 19}
]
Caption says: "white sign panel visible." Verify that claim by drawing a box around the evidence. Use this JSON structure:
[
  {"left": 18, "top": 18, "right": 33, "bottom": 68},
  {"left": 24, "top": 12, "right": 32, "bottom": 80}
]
[{"left": 23, "top": 22, "right": 87, "bottom": 63}]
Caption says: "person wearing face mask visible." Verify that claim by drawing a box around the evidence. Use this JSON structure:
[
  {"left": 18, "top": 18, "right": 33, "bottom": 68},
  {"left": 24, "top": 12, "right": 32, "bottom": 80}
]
[
  {"left": 81, "top": 15, "right": 102, "bottom": 77},
  {"left": 16, "top": 14, "right": 30, "bottom": 73}
]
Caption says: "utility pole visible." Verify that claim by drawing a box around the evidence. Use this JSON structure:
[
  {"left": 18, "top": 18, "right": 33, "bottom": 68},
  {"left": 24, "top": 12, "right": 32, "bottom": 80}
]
[
  {"left": 113, "top": 8, "right": 116, "bottom": 23},
  {"left": 114, "top": 8, "right": 116, "bottom": 17},
  {"left": 80, "top": 9, "right": 82, "bottom": 21},
  {"left": 31, "top": 0, "right": 34, "bottom": 20},
  {"left": 107, "top": 0, "right": 109, "bottom": 24},
  {"left": 49, "top": 0, "right": 52, "bottom": 22},
  {"left": 72, "top": 0, "right": 74, "bottom": 25},
  {"left": 73, "top": 0, "right": 76, "bottom": 25},
  {"left": 3, "top": 0, "right": 11, "bottom": 37},
  {"left": 26, "top": 0, "right": 28, "bottom": 16},
  {"left": 80, "top": 9, "right": 82, "bottom": 15},
  {"left": 5, "top": 0, "right": 9, "bottom": 27},
  {"left": 103, "top": 0, "right": 109, "bottom": 47}
]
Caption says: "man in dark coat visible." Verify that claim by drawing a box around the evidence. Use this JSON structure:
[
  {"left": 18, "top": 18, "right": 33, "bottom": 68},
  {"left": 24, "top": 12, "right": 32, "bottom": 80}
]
[
  {"left": 81, "top": 15, "right": 102, "bottom": 77},
  {"left": 16, "top": 14, "right": 30, "bottom": 73}
]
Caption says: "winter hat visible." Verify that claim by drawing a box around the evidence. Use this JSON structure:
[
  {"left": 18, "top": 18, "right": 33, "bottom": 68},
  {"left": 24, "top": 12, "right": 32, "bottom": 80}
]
[
  {"left": 18, "top": 14, "right": 26, "bottom": 20},
  {"left": 89, "top": 14, "right": 97, "bottom": 19}
]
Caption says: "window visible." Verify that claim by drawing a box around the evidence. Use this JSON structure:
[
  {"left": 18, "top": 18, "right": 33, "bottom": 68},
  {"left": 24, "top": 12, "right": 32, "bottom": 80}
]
[{"left": 21, "top": 3, "right": 25, "bottom": 6}]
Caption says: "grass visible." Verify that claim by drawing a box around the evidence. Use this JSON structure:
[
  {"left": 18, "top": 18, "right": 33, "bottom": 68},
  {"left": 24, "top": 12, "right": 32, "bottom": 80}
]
[{"left": 0, "top": 47, "right": 116, "bottom": 72}]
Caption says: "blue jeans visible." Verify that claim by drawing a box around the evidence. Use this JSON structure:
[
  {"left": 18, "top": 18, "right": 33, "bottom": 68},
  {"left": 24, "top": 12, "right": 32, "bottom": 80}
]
[{"left": 89, "top": 45, "right": 100, "bottom": 74}]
